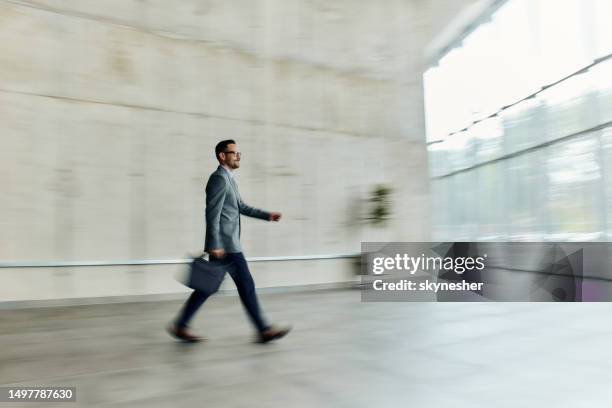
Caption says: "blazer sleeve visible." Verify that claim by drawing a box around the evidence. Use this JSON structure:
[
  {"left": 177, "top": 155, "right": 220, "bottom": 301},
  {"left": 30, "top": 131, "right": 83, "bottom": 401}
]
[
  {"left": 238, "top": 198, "right": 271, "bottom": 221},
  {"left": 205, "top": 174, "right": 228, "bottom": 249}
]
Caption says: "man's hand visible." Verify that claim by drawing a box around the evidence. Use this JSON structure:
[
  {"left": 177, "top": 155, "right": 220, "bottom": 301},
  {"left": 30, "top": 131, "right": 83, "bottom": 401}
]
[
  {"left": 269, "top": 212, "right": 282, "bottom": 222},
  {"left": 208, "top": 248, "right": 226, "bottom": 259}
]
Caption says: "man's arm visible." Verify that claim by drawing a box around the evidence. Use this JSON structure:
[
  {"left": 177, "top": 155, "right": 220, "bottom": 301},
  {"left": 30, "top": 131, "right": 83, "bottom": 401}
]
[
  {"left": 239, "top": 201, "right": 282, "bottom": 221},
  {"left": 238, "top": 198, "right": 273, "bottom": 221},
  {"left": 205, "top": 174, "right": 227, "bottom": 249}
]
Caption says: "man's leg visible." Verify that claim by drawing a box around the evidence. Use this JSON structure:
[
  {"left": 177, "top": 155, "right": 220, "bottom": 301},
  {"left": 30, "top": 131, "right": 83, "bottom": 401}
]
[
  {"left": 175, "top": 290, "right": 211, "bottom": 328},
  {"left": 226, "top": 252, "right": 270, "bottom": 333}
]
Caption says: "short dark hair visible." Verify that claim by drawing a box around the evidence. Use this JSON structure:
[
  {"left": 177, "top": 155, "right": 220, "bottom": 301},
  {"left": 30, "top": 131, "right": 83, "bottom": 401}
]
[{"left": 215, "top": 139, "right": 236, "bottom": 161}]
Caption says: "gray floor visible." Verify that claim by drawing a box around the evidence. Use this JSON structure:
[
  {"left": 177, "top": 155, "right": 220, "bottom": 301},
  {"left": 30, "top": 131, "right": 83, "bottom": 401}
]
[{"left": 2, "top": 289, "right": 612, "bottom": 408}]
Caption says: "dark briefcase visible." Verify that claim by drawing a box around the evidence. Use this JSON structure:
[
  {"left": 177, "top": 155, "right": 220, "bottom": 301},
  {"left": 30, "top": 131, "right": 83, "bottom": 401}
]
[{"left": 185, "top": 256, "right": 228, "bottom": 296}]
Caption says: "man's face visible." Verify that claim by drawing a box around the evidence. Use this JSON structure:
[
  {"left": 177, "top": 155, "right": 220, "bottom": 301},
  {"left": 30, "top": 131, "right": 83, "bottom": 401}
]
[{"left": 220, "top": 143, "right": 241, "bottom": 170}]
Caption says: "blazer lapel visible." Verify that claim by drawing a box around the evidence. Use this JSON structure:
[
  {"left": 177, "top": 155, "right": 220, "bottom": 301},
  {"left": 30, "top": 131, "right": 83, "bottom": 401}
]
[
  {"left": 229, "top": 176, "right": 241, "bottom": 202},
  {"left": 217, "top": 166, "right": 240, "bottom": 200}
]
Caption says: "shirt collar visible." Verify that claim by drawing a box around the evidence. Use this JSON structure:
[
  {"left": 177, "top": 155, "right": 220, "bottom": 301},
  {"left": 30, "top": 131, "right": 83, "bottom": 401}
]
[{"left": 220, "top": 165, "right": 234, "bottom": 178}]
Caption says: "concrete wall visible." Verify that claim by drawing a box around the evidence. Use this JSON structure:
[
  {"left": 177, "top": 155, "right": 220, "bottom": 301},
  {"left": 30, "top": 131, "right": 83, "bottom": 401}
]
[{"left": 0, "top": 0, "right": 476, "bottom": 302}]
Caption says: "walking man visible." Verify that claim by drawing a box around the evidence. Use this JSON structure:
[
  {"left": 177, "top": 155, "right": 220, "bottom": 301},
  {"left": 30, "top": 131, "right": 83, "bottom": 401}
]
[{"left": 169, "top": 140, "right": 291, "bottom": 343}]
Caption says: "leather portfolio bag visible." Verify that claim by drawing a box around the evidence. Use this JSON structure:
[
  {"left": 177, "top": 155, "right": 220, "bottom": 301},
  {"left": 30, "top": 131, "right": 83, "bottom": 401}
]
[{"left": 185, "top": 256, "right": 228, "bottom": 296}]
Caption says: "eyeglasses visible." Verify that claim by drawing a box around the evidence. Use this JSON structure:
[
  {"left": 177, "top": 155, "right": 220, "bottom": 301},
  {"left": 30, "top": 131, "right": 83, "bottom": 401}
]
[{"left": 223, "top": 151, "right": 242, "bottom": 156}]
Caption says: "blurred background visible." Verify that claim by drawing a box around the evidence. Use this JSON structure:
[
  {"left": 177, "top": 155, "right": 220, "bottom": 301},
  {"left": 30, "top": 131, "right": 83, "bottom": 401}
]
[
  {"left": 0, "top": 0, "right": 612, "bottom": 288},
  {"left": 0, "top": 0, "right": 611, "bottom": 301},
  {"left": 3, "top": 1, "right": 612, "bottom": 407},
  {"left": 425, "top": 0, "right": 612, "bottom": 242},
  {"left": 1, "top": 0, "right": 474, "bottom": 302}
]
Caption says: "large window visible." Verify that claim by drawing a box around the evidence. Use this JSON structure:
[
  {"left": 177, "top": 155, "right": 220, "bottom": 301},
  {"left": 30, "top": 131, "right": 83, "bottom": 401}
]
[{"left": 424, "top": 0, "right": 612, "bottom": 241}]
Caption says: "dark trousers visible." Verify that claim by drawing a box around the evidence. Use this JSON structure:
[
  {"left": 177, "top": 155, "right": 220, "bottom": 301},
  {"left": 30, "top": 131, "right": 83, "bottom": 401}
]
[{"left": 175, "top": 252, "right": 269, "bottom": 333}]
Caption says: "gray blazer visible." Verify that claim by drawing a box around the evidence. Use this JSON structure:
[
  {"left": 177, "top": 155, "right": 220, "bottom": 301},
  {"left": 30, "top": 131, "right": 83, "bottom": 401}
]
[{"left": 204, "top": 166, "right": 270, "bottom": 253}]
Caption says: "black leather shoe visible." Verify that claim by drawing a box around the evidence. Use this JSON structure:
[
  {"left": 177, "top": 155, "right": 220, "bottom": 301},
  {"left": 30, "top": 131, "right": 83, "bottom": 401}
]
[
  {"left": 258, "top": 326, "right": 292, "bottom": 344},
  {"left": 167, "top": 324, "right": 204, "bottom": 343}
]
